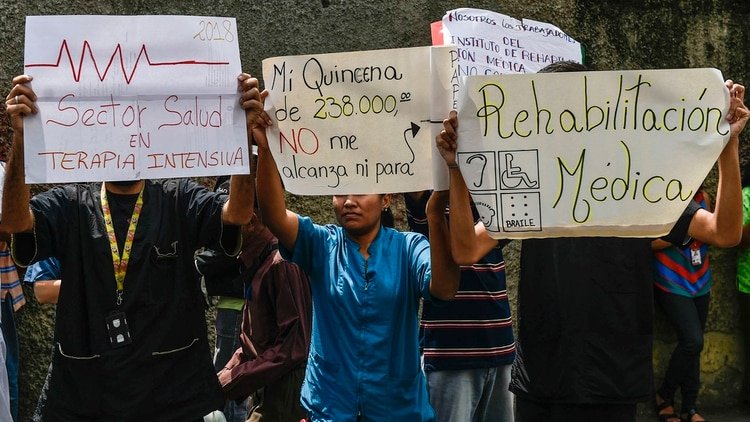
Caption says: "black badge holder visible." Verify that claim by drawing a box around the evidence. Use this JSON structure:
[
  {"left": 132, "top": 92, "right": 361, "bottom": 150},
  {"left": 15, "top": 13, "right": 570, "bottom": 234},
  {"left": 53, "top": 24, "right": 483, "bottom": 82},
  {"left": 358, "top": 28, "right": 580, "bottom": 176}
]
[{"left": 106, "top": 311, "right": 132, "bottom": 348}]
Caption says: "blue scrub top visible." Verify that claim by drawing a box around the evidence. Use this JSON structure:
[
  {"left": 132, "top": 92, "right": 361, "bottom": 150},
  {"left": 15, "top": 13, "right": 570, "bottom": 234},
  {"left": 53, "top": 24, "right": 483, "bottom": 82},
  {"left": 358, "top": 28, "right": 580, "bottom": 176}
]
[{"left": 283, "top": 216, "right": 435, "bottom": 421}]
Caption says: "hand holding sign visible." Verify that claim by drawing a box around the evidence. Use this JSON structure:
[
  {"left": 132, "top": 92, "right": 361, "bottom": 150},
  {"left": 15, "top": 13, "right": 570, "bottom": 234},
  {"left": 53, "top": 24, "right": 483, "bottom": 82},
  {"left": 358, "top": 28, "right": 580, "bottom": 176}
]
[
  {"left": 435, "top": 111, "right": 459, "bottom": 167},
  {"left": 5, "top": 75, "right": 37, "bottom": 134},
  {"left": 238, "top": 73, "right": 264, "bottom": 131},
  {"left": 726, "top": 80, "right": 749, "bottom": 138}
]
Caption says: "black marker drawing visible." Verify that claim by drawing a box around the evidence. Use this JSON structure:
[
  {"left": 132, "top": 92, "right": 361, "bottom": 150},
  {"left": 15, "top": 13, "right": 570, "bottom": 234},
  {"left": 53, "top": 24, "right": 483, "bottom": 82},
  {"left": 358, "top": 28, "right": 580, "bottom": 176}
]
[{"left": 467, "top": 154, "right": 487, "bottom": 188}]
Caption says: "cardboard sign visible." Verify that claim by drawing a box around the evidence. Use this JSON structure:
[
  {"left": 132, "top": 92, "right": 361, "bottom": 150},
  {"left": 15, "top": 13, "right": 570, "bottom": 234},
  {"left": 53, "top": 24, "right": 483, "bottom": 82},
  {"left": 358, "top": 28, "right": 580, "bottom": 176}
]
[
  {"left": 261, "top": 46, "right": 454, "bottom": 194},
  {"left": 456, "top": 68, "right": 730, "bottom": 238},
  {"left": 23, "top": 15, "right": 249, "bottom": 183}
]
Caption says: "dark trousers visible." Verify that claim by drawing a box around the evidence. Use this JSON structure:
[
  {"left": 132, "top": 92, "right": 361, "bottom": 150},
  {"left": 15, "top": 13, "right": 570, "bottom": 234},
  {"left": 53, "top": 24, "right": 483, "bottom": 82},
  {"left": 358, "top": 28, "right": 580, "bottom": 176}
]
[
  {"left": 655, "top": 289, "right": 710, "bottom": 412},
  {"left": 249, "top": 367, "right": 306, "bottom": 422},
  {"left": 739, "top": 290, "right": 750, "bottom": 403},
  {"left": 515, "top": 396, "right": 637, "bottom": 422},
  {"left": 214, "top": 307, "right": 249, "bottom": 422}
]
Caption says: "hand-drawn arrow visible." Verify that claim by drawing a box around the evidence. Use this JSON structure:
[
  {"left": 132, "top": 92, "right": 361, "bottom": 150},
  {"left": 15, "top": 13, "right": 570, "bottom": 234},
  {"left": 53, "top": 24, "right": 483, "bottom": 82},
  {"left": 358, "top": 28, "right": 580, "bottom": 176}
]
[{"left": 402, "top": 122, "right": 420, "bottom": 164}]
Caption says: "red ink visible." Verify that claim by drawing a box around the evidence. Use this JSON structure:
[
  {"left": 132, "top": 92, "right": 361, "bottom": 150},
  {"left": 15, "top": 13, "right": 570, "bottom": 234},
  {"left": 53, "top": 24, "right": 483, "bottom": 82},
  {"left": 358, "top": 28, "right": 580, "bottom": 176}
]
[
  {"left": 146, "top": 147, "right": 244, "bottom": 169},
  {"left": 158, "top": 95, "right": 223, "bottom": 130},
  {"left": 39, "top": 150, "right": 136, "bottom": 170},
  {"left": 45, "top": 94, "right": 148, "bottom": 128},
  {"left": 25, "top": 40, "right": 230, "bottom": 84},
  {"left": 278, "top": 127, "right": 319, "bottom": 155}
]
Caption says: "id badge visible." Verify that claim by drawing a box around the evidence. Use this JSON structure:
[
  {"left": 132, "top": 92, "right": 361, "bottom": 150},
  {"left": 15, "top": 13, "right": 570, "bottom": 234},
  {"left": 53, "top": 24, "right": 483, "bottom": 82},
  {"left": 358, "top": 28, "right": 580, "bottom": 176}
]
[
  {"left": 105, "top": 311, "right": 132, "bottom": 348},
  {"left": 690, "top": 246, "right": 702, "bottom": 266}
]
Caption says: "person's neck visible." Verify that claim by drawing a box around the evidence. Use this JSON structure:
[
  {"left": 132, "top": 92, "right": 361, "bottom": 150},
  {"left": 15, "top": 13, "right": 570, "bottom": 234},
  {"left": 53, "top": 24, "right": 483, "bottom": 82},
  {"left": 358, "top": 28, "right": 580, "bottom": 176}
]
[
  {"left": 105, "top": 180, "right": 145, "bottom": 195},
  {"left": 347, "top": 227, "right": 380, "bottom": 259}
]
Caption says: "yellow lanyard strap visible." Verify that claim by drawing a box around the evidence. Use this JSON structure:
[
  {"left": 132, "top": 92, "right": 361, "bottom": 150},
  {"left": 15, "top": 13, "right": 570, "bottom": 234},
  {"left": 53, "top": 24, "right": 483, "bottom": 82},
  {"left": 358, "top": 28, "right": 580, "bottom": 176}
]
[{"left": 100, "top": 183, "right": 144, "bottom": 306}]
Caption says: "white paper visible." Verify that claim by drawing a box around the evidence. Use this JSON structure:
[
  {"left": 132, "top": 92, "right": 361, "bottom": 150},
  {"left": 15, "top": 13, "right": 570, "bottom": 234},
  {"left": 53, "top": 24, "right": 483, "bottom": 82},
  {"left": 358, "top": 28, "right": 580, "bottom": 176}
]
[
  {"left": 455, "top": 68, "right": 729, "bottom": 238},
  {"left": 439, "top": 8, "right": 583, "bottom": 75},
  {"left": 261, "top": 46, "right": 453, "bottom": 195},
  {"left": 23, "top": 15, "right": 248, "bottom": 183}
]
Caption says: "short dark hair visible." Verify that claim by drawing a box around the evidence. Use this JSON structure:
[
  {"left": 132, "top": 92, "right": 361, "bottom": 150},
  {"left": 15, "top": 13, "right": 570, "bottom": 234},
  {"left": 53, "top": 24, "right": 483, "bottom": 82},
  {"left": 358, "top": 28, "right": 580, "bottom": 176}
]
[{"left": 538, "top": 60, "right": 588, "bottom": 74}]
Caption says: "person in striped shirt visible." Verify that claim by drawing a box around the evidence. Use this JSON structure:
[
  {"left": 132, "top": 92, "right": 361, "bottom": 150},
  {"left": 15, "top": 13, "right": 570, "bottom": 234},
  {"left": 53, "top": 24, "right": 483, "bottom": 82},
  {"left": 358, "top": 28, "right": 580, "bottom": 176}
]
[
  {"left": 651, "top": 187, "right": 713, "bottom": 422},
  {"left": 0, "top": 160, "right": 23, "bottom": 420},
  {"left": 405, "top": 191, "right": 515, "bottom": 422}
]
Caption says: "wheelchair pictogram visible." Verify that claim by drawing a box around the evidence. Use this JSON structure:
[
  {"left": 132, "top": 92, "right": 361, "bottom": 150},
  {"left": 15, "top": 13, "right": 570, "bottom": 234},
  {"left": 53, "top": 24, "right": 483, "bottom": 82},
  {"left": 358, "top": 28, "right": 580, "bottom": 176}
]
[{"left": 498, "top": 150, "right": 540, "bottom": 191}]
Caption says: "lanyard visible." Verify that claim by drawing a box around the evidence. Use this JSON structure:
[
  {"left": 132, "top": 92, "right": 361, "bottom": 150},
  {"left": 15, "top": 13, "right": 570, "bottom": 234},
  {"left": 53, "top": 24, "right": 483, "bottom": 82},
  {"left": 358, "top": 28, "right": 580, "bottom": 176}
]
[{"left": 100, "top": 183, "right": 144, "bottom": 306}]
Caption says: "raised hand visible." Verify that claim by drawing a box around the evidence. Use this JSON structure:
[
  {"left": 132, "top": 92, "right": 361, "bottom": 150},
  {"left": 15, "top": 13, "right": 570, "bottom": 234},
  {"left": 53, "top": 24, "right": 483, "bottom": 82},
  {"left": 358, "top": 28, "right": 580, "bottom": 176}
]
[
  {"left": 5, "top": 75, "right": 37, "bottom": 133},
  {"left": 436, "top": 110, "right": 458, "bottom": 167}
]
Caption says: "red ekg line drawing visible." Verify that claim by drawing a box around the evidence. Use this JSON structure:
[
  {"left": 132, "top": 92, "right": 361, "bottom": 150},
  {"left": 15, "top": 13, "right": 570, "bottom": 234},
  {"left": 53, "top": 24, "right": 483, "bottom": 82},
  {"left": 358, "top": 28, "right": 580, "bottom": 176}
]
[{"left": 25, "top": 39, "right": 230, "bottom": 84}]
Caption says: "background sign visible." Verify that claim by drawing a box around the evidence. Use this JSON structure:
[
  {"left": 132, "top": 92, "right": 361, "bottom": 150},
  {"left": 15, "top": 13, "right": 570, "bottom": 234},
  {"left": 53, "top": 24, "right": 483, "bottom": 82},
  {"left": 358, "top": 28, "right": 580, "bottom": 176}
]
[
  {"left": 23, "top": 15, "right": 248, "bottom": 183},
  {"left": 456, "top": 68, "right": 730, "bottom": 238},
  {"left": 433, "top": 8, "right": 583, "bottom": 75}
]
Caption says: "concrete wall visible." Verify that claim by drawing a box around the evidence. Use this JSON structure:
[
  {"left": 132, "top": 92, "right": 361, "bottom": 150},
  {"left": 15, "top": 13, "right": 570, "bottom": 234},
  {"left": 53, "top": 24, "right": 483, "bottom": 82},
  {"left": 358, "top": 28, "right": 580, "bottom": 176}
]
[{"left": 1, "top": 1, "right": 750, "bottom": 419}]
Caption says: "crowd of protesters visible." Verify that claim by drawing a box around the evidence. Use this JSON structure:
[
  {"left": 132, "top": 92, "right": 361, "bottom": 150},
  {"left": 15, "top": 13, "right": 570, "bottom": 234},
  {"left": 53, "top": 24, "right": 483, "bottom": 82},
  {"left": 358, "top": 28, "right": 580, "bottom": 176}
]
[{"left": 0, "top": 57, "right": 748, "bottom": 422}]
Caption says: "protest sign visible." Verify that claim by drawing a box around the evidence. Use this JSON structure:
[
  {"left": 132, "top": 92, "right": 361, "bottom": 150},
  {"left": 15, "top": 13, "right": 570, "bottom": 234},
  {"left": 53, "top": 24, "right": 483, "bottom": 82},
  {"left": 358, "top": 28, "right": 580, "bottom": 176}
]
[
  {"left": 261, "top": 46, "right": 454, "bottom": 195},
  {"left": 429, "top": 7, "right": 583, "bottom": 190},
  {"left": 456, "top": 68, "right": 730, "bottom": 238},
  {"left": 433, "top": 8, "right": 584, "bottom": 76},
  {"left": 23, "top": 15, "right": 248, "bottom": 183}
]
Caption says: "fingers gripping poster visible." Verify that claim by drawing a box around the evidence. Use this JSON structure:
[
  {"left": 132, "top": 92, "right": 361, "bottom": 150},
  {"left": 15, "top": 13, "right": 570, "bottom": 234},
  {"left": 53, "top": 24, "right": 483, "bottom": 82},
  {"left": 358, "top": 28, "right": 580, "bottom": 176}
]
[
  {"left": 23, "top": 15, "right": 249, "bottom": 183},
  {"left": 261, "top": 46, "right": 455, "bottom": 195},
  {"left": 456, "top": 68, "right": 731, "bottom": 239}
]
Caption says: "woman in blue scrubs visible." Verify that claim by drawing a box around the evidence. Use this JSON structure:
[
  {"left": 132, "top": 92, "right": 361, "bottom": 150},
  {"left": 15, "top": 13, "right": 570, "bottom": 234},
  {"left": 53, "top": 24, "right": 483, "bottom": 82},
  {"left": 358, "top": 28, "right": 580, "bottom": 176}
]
[{"left": 253, "top": 113, "right": 459, "bottom": 421}]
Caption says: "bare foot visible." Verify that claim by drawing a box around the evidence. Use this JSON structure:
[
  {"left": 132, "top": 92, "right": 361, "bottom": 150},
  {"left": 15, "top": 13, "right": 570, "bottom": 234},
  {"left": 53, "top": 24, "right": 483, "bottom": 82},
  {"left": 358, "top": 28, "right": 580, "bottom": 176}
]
[
  {"left": 655, "top": 394, "right": 680, "bottom": 422},
  {"left": 683, "top": 412, "right": 706, "bottom": 422}
]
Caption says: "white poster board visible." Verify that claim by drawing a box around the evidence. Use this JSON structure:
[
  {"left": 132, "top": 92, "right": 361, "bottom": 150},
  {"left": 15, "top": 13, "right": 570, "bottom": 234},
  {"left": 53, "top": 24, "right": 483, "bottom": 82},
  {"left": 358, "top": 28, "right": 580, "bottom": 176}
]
[
  {"left": 434, "top": 8, "right": 583, "bottom": 76},
  {"left": 430, "top": 7, "right": 584, "bottom": 190},
  {"left": 261, "top": 46, "right": 453, "bottom": 195},
  {"left": 456, "top": 68, "right": 730, "bottom": 238},
  {"left": 23, "top": 15, "right": 249, "bottom": 183}
]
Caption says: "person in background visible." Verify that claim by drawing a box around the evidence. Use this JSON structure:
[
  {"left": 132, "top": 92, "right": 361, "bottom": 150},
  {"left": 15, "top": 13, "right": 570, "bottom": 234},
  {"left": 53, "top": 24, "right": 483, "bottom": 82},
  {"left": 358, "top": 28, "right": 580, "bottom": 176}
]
[
  {"left": 405, "top": 191, "right": 515, "bottom": 422},
  {"left": 435, "top": 61, "right": 748, "bottom": 422},
  {"left": 23, "top": 257, "right": 61, "bottom": 305},
  {"left": 0, "top": 159, "right": 23, "bottom": 421},
  {"left": 737, "top": 162, "right": 750, "bottom": 407},
  {"left": 0, "top": 250, "right": 12, "bottom": 422},
  {"left": 215, "top": 204, "right": 312, "bottom": 421},
  {"left": 196, "top": 176, "right": 251, "bottom": 422},
  {"left": 253, "top": 108, "right": 460, "bottom": 420},
  {"left": 652, "top": 187, "right": 713, "bottom": 422}
]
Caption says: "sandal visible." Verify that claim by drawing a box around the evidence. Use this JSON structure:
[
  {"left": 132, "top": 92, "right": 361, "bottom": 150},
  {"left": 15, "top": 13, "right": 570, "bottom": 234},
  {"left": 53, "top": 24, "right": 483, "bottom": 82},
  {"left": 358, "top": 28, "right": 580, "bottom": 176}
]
[
  {"left": 681, "top": 408, "right": 706, "bottom": 422},
  {"left": 655, "top": 394, "right": 680, "bottom": 422}
]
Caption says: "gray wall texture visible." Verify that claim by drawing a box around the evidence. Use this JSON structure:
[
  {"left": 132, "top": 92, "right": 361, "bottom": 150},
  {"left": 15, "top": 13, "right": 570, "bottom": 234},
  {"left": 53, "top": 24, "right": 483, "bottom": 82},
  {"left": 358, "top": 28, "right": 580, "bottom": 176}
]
[{"left": 1, "top": 0, "right": 750, "bottom": 420}]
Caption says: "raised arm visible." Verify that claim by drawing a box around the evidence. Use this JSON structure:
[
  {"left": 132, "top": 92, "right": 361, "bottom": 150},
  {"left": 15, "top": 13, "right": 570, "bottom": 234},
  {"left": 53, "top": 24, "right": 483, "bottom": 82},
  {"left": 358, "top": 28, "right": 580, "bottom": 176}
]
[
  {"left": 436, "top": 111, "right": 499, "bottom": 265},
  {"left": 426, "top": 190, "right": 460, "bottom": 300},
  {"left": 2, "top": 75, "right": 37, "bottom": 233},
  {"left": 253, "top": 102, "right": 299, "bottom": 252},
  {"left": 222, "top": 74, "right": 264, "bottom": 226},
  {"left": 688, "top": 81, "right": 749, "bottom": 247}
]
